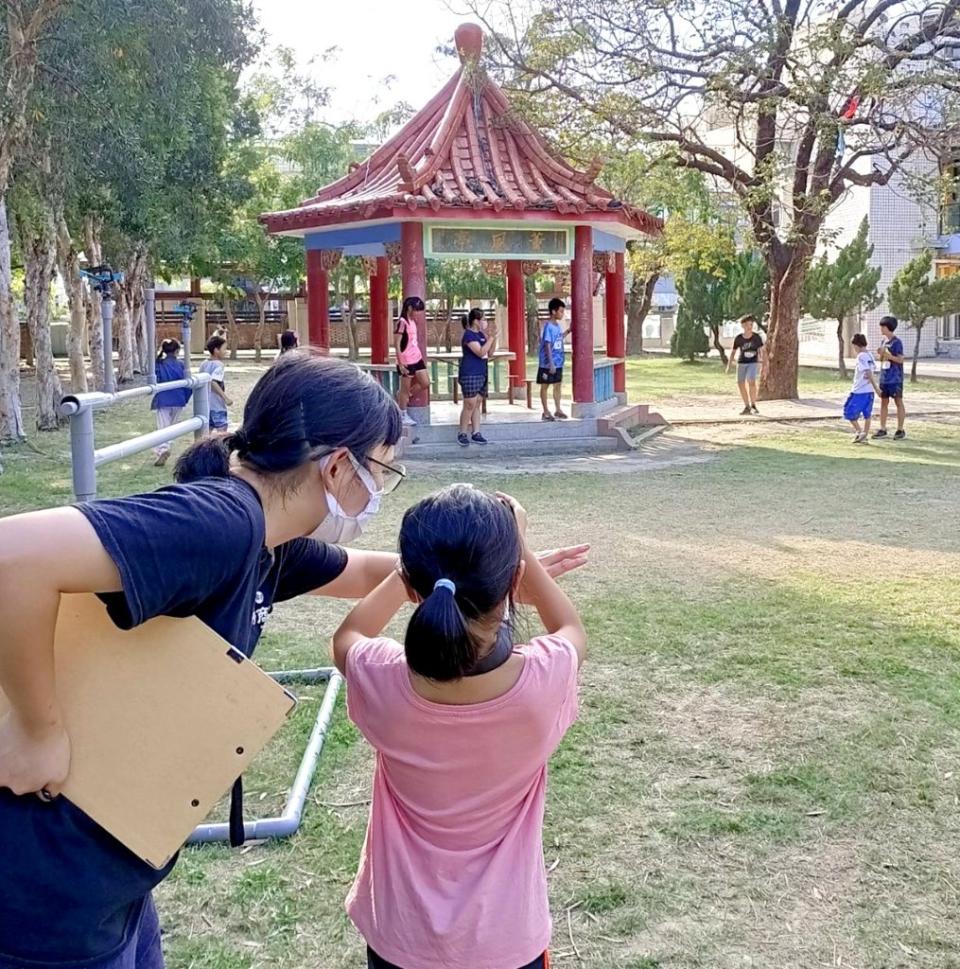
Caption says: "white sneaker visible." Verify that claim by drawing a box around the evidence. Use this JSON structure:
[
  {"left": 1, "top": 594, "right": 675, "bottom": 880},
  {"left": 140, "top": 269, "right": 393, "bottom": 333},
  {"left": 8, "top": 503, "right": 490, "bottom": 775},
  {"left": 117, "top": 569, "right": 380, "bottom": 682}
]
[{"left": 402, "top": 412, "right": 417, "bottom": 427}]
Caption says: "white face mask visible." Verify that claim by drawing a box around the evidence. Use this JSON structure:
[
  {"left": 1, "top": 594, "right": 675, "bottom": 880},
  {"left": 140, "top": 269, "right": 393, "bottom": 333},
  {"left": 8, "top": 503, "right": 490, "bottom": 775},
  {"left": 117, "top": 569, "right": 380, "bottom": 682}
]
[{"left": 309, "top": 452, "right": 383, "bottom": 546}]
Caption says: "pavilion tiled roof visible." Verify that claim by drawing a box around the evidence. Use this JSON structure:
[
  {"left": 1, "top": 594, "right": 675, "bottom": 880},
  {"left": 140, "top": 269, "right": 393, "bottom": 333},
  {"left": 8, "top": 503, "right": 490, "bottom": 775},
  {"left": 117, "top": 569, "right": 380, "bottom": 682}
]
[{"left": 261, "top": 24, "right": 662, "bottom": 238}]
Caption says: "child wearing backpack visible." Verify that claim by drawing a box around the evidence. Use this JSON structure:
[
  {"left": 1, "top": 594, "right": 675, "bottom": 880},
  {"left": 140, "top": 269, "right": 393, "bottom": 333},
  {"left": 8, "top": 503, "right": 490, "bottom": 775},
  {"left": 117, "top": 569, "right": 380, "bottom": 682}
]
[
  {"left": 333, "top": 484, "right": 587, "bottom": 969},
  {"left": 151, "top": 339, "right": 192, "bottom": 467}
]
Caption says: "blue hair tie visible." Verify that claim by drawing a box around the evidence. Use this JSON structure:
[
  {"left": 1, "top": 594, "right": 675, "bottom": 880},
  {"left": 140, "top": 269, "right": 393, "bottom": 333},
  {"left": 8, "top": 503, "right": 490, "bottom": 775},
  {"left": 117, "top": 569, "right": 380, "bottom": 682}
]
[{"left": 434, "top": 578, "right": 457, "bottom": 596}]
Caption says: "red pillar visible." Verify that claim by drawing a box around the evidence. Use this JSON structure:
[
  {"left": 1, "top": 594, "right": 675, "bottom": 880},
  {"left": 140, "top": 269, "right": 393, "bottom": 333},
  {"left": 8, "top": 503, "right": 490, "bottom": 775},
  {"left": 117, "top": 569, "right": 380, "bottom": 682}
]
[
  {"left": 306, "top": 249, "right": 330, "bottom": 352},
  {"left": 400, "top": 222, "right": 430, "bottom": 415},
  {"left": 506, "top": 260, "right": 526, "bottom": 391},
  {"left": 370, "top": 255, "right": 389, "bottom": 365},
  {"left": 605, "top": 251, "right": 626, "bottom": 396},
  {"left": 571, "top": 225, "right": 594, "bottom": 409}
]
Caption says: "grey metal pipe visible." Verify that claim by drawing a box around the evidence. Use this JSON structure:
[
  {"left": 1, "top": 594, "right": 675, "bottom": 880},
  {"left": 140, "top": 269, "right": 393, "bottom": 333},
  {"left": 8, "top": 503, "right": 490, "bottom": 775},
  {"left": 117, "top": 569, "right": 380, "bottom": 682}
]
[
  {"left": 93, "top": 418, "right": 203, "bottom": 466},
  {"left": 182, "top": 320, "right": 192, "bottom": 377},
  {"left": 187, "top": 670, "right": 343, "bottom": 845},
  {"left": 145, "top": 287, "right": 156, "bottom": 362},
  {"left": 192, "top": 378, "right": 210, "bottom": 441},
  {"left": 60, "top": 375, "right": 212, "bottom": 416},
  {"left": 102, "top": 297, "right": 115, "bottom": 394},
  {"left": 69, "top": 407, "right": 98, "bottom": 502}
]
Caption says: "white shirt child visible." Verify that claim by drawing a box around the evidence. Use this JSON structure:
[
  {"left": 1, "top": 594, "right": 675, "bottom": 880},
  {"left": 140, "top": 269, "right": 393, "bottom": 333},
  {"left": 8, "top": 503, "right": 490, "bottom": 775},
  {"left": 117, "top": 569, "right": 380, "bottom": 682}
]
[{"left": 851, "top": 351, "right": 877, "bottom": 394}]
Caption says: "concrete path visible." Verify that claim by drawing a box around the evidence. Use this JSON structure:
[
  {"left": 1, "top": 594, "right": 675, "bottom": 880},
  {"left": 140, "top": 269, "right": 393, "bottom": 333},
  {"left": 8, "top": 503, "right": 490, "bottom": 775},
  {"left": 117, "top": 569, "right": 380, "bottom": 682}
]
[{"left": 656, "top": 391, "right": 960, "bottom": 426}]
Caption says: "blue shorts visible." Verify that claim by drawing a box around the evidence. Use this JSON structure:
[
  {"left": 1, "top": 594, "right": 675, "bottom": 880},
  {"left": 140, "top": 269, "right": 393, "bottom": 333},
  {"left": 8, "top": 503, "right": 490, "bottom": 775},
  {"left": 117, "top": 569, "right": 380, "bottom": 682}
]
[
  {"left": 880, "top": 381, "right": 903, "bottom": 400},
  {"left": 209, "top": 410, "right": 229, "bottom": 430},
  {"left": 843, "top": 392, "right": 875, "bottom": 421}
]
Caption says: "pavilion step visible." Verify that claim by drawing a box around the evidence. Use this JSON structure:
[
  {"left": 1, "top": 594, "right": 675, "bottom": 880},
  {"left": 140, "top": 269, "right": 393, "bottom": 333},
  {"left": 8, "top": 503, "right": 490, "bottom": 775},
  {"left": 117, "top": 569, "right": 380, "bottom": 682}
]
[
  {"left": 402, "top": 418, "right": 599, "bottom": 446},
  {"left": 402, "top": 436, "right": 620, "bottom": 461}
]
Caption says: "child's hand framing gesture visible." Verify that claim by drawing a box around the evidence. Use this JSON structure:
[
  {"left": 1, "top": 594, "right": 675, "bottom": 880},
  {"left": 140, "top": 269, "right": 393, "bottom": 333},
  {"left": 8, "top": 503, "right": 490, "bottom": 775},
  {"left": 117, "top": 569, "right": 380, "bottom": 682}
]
[{"left": 496, "top": 492, "right": 528, "bottom": 539}]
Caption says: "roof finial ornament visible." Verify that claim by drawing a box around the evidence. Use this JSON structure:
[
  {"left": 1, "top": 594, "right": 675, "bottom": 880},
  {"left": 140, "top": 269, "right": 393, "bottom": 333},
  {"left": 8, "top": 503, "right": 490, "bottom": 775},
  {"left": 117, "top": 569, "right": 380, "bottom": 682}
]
[{"left": 455, "top": 23, "right": 485, "bottom": 65}]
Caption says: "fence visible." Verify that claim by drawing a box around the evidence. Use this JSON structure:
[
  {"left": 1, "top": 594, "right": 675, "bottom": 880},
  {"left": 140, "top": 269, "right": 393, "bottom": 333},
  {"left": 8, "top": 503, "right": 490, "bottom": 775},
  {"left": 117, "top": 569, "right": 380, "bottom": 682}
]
[{"left": 59, "top": 374, "right": 212, "bottom": 501}]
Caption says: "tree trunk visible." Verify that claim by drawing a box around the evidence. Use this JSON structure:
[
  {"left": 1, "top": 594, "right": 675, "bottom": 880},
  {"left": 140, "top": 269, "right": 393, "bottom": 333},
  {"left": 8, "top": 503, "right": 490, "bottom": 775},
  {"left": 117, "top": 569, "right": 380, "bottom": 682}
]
[
  {"left": 57, "top": 214, "right": 87, "bottom": 392},
  {"left": 710, "top": 324, "right": 728, "bottom": 365},
  {"left": 836, "top": 318, "right": 848, "bottom": 380},
  {"left": 346, "top": 272, "right": 359, "bottom": 361},
  {"left": 115, "top": 291, "right": 134, "bottom": 383},
  {"left": 627, "top": 272, "right": 657, "bottom": 356},
  {"left": 911, "top": 323, "right": 922, "bottom": 383},
  {"left": 83, "top": 216, "right": 106, "bottom": 391},
  {"left": 444, "top": 293, "right": 455, "bottom": 352},
  {"left": 0, "top": 195, "right": 25, "bottom": 442},
  {"left": 525, "top": 275, "right": 539, "bottom": 354},
  {"left": 24, "top": 216, "right": 62, "bottom": 431},
  {"left": 116, "top": 246, "right": 145, "bottom": 383},
  {"left": 253, "top": 292, "right": 266, "bottom": 362},
  {"left": 760, "top": 253, "right": 807, "bottom": 400},
  {"left": 223, "top": 297, "right": 239, "bottom": 359}
]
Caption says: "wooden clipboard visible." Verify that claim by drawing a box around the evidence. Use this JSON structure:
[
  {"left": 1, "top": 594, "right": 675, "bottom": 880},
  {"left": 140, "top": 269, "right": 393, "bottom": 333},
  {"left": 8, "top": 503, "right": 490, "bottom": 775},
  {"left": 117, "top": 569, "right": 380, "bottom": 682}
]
[{"left": 0, "top": 594, "right": 296, "bottom": 869}]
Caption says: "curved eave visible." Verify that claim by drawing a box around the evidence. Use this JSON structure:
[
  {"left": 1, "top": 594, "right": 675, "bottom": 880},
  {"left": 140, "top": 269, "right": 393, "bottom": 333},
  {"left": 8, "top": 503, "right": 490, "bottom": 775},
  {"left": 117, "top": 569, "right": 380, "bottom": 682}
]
[{"left": 260, "top": 202, "right": 663, "bottom": 241}]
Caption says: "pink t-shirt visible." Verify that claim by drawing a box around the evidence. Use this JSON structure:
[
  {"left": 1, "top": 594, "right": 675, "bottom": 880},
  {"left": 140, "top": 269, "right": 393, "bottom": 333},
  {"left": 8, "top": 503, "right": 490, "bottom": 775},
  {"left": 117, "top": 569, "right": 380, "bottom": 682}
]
[
  {"left": 345, "top": 635, "right": 580, "bottom": 969},
  {"left": 396, "top": 317, "right": 422, "bottom": 366}
]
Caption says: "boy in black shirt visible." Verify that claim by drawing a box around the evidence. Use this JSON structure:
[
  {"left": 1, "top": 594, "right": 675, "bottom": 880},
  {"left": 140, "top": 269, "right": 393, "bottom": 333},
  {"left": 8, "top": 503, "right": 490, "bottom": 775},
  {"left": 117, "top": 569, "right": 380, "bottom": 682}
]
[{"left": 727, "top": 315, "right": 764, "bottom": 415}]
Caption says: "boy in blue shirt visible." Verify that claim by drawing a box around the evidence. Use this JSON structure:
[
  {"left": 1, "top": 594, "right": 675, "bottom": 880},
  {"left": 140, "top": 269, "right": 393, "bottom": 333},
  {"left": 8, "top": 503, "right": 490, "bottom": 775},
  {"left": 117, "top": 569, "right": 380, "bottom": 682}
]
[
  {"left": 872, "top": 315, "right": 907, "bottom": 440},
  {"left": 537, "top": 297, "right": 569, "bottom": 421}
]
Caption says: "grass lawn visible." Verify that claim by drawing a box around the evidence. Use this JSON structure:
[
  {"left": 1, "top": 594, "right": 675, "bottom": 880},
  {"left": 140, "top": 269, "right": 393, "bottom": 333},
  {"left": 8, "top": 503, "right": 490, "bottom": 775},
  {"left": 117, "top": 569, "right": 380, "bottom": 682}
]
[{"left": 2, "top": 359, "right": 960, "bottom": 968}]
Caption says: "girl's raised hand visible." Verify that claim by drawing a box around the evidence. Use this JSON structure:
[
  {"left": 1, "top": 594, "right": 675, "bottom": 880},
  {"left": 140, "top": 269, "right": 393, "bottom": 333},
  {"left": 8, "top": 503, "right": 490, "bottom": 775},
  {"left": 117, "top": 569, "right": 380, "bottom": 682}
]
[
  {"left": 495, "top": 492, "right": 528, "bottom": 538},
  {"left": 0, "top": 711, "right": 70, "bottom": 799},
  {"left": 537, "top": 544, "right": 590, "bottom": 582}
]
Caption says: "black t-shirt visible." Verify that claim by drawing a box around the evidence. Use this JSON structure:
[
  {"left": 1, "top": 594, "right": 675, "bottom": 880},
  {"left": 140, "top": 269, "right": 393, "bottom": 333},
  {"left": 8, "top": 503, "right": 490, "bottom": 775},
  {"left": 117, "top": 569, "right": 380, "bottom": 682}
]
[
  {"left": 0, "top": 476, "right": 347, "bottom": 963},
  {"left": 734, "top": 332, "right": 763, "bottom": 363}
]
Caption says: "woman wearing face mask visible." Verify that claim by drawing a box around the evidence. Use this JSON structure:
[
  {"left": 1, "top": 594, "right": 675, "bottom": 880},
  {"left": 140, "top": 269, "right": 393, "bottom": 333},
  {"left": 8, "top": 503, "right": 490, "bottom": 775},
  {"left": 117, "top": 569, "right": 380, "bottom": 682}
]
[
  {"left": 0, "top": 353, "right": 588, "bottom": 969},
  {"left": 0, "top": 355, "right": 410, "bottom": 969}
]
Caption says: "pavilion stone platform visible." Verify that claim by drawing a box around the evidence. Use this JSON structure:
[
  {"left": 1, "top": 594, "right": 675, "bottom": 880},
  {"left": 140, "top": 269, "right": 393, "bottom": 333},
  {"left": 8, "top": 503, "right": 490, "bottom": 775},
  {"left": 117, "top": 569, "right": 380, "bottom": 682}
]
[
  {"left": 398, "top": 398, "right": 665, "bottom": 461},
  {"left": 260, "top": 22, "right": 663, "bottom": 458}
]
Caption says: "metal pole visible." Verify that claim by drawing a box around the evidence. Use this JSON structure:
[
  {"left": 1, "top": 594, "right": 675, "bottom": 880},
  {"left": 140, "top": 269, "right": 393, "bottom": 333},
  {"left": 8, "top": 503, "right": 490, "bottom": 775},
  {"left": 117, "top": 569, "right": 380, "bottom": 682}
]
[
  {"left": 187, "top": 669, "right": 342, "bottom": 845},
  {"left": 192, "top": 375, "right": 210, "bottom": 440},
  {"left": 182, "top": 318, "right": 192, "bottom": 377},
  {"left": 102, "top": 296, "right": 115, "bottom": 394},
  {"left": 68, "top": 406, "right": 97, "bottom": 502},
  {"left": 93, "top": 417, "right": 204, "bottom": 464},
  {"left": 145, "top": 286, "right": 156, "bottom": 365}
]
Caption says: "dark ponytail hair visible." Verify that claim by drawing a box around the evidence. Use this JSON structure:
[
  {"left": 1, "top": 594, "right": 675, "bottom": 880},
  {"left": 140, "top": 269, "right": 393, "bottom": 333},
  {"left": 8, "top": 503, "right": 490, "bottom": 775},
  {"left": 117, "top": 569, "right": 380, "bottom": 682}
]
[
  {"left": 174, "top": 353, "right": 402, "bottom": 484},
  {"left": 462, "top": 307, "right": 484, "bottom": 330},
  {"left": 157, "top": 338, "right": 181, "bottom": 362},
  {"left": 400, "top": 484, "right": 522, "bottom": 681},
  {"left": 396, "top": 296, "right": 425, "bottom": 332}
]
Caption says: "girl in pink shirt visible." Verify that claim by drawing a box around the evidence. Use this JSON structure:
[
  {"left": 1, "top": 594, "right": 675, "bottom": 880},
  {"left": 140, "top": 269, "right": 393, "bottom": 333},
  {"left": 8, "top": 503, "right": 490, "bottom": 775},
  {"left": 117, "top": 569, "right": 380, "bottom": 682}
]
[
  {"left": 394, "top": 296, "right": 429, "bottom": 427},
  {"left": 333, "top": 485, "right": 587, "bottom": 969}
]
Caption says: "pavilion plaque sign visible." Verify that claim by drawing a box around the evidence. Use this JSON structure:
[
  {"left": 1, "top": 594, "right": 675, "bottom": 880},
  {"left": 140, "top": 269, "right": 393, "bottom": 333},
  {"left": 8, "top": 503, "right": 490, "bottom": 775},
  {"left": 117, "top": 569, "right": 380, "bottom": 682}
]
[{"left": 426, "top": 225, "right": 573, "bottom": 261}]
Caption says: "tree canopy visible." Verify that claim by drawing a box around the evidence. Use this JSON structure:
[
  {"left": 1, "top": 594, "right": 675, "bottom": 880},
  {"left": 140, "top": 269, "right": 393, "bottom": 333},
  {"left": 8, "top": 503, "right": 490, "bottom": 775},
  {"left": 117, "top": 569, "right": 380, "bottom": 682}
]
[{"left": 471, "top": 0, "right": 960, "bottom": 399}]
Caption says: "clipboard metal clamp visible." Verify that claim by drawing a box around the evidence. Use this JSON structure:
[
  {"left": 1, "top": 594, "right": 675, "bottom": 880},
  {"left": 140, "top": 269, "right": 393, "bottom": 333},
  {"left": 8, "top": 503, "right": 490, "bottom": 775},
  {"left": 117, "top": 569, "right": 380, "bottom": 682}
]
[{"left": 187, "top": 667, "right": 343, "bottom": 846}]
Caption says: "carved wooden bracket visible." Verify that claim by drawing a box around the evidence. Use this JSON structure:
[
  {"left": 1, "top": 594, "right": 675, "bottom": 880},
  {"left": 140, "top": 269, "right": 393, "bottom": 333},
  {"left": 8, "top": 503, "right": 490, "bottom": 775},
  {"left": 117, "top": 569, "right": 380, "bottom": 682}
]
[
  {"left": 520, "top": 260, "right": 542, "bottom": 277},
  {"left": 384, "top": 243, "right": 402, "bottom": 266},
  {"left": 593, "top": 251, "right": 615, "bottom": 274},
  {"left": 319, "top": 249, "right": 342, "bottom": 272}
]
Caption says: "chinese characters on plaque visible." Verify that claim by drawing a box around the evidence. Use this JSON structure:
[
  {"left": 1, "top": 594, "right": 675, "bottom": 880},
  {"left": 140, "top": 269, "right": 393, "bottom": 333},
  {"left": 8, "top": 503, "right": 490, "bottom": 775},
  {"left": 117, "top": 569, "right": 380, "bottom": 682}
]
[{"left": 429, "top": 226, "right": 571, "bottom": 259}]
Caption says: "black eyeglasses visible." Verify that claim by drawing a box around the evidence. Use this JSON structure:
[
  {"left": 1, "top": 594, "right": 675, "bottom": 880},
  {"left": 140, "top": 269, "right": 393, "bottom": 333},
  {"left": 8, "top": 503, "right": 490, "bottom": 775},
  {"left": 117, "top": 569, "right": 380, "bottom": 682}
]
[{"left": 366, "top": 455, "right": 407, "bottom": 495}]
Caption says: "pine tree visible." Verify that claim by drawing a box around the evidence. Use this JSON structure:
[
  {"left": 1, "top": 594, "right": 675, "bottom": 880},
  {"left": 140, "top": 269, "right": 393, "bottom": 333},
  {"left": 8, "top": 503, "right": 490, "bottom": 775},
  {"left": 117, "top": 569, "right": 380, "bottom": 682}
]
[
  {"left": 671, "top": 303, "right": 709, "bottom": 362},
  {"left": 888, "top": 251, "right": 960, "bottom": 383},
  {"left": 803, "top": 219, "right": 882, "bottom": 379}
]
